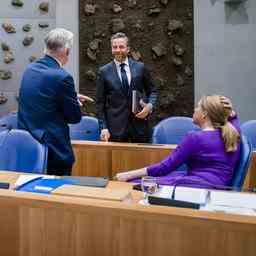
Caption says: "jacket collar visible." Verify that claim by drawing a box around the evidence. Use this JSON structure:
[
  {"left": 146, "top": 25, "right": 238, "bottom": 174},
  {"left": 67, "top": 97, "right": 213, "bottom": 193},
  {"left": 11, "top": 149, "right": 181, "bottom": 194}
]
[{"left": 44, "top": 54, "right": 62, "bottom": 68}]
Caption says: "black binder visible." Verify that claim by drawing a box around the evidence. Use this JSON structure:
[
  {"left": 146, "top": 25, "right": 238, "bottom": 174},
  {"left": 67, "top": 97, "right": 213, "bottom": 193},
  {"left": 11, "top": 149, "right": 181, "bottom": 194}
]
[
  {"left": 148, "top": 196, "right": 200, "bottom": 209},
  {"left": 60, "top": 176, "right": 109, "bottom": 188},
  {"left": 0, "top": 182, "right": 10, "bottom": 189}
]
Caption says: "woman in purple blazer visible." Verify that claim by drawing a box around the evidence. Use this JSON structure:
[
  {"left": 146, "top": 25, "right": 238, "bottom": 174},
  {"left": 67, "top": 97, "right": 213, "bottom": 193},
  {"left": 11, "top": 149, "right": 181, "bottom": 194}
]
[{"left": 116, "top": 95, "right": 241, "bottom": 189}]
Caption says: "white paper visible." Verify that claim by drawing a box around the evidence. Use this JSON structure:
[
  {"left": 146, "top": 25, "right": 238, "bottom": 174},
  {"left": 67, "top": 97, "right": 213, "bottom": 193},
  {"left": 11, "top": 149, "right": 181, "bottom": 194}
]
[
  {"left": 152, "top": 185, "right": 210, "bottom": 205},
  {"left": 14, "top": 175, "right": 43, "bottom": 188},
  {"left": 200, "top": 204, "right": 256, "bottom": 216},
  {"left": 210, "top": 191, "right": 256, "bottom": 209},
  {"left": 14, "top": 174, "right": 56, "bottom": 188}
]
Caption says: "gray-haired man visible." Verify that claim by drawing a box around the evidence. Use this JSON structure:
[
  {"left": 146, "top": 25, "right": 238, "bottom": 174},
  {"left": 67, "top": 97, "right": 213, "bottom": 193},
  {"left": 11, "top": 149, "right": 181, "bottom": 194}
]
[{"left": 18, "top": 28, "right": 93, "bottom": 175}]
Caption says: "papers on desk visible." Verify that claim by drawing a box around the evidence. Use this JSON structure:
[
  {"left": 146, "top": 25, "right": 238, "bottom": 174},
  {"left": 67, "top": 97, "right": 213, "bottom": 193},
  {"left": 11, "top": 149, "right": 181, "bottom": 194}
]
[
  {"left": 14, "top": 175, "right": 42, "bottom": 188},
  {"left": 200, "top": 204, "right": 256, "bottom": 216},
  {"left": 152, "top": 186, "right": 210, "bottom": 205},
  {"left": 199, "top": 191, "right": 256, "bottom": 216},
  {"left": 14, "top": 174, "right": 56, "bottom": 189},
  {"left": 210, "top": 191, "right": 256, "bottom": 209}
]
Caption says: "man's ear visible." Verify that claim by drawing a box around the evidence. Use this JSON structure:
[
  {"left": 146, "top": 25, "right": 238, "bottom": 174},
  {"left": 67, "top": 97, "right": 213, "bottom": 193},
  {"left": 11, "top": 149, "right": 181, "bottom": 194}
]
[{"left": 66, "top": 48, "right": 70, "bottom": 56}]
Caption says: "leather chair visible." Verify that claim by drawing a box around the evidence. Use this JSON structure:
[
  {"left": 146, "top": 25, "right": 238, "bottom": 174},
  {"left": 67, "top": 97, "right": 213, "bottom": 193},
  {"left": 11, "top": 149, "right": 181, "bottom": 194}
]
[
  {"left": 0, "top": 129, "right": 48, "bottom": 173},
  {"left": 152, "top": 116, "right": 200, "bottom": 145},
  {"left": 230, "top": 135, "right": 253, "bottom": 191},
  {"left": 69, "top": 116, "right": 100, "bottom": 141},
  {"left": 0, "top": 112, "right": 17, "bottom": 130},
  {"left": 241, "top": 120, "right": 256, "bottom": 150}
]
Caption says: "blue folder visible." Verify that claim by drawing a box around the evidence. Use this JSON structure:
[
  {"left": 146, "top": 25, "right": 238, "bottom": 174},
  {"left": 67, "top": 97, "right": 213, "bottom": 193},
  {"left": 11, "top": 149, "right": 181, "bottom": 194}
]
[{"left": 16, "top": 177, "right": 76, "bottom": 194}]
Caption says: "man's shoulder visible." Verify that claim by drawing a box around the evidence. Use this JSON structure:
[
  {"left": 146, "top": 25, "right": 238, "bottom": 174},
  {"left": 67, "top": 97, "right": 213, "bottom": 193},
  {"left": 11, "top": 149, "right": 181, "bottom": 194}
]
[
  {"left": 98, "top": 61, "right": 114, "bottom": 72},
  {"left": 26, "top": 59, "right": 71, "bottom": 82},
  {"left": 129, "top": 58, "right": 145, "bottom": 68}
]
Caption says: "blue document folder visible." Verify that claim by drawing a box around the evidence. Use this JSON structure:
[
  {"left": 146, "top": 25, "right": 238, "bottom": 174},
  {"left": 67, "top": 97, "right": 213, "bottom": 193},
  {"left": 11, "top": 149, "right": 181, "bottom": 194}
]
[{"left": 16, "top": 177, "right": 75, "bottom": 194}]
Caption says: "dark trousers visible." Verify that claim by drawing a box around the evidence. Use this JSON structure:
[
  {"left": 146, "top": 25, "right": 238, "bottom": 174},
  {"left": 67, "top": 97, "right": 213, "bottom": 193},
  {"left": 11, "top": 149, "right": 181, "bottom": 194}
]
[
  {"left": 47, "top": 148, "right": 72, "bottom": 176},
  {"left": 111, "top": 119, "right": 151, "bottom": 143}
]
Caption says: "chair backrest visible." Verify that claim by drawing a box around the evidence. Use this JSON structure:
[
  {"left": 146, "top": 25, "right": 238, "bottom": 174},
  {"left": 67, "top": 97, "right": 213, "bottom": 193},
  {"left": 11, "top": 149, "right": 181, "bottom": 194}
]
[
  {"left": 152, "top": 116, "right": 200, "bottom": 144},
  {"left": 230, "top": 135, "right": 253, "bottom": 191},
  {"left": 241, "top": 120, "right": 256, "bottom": 150},
  {"left": 0, "top": 129, "right": 48, "bottom": 173},
  {"left": 69, "top": 116, "right": 100, "bottom": 141},
  {"left": 0, "top": 112, "right": 18, "bottom": 130}
]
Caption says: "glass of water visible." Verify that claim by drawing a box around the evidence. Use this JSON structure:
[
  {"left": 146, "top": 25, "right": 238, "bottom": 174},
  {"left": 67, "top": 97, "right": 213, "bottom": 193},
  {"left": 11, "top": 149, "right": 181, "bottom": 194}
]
[{"left": 141, "top": 176, "right": 157, "bottom": 203}]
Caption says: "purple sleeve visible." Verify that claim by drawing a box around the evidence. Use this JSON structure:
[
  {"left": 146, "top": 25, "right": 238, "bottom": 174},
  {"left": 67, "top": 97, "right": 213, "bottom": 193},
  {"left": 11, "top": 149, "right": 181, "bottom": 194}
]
[{"left": 147, "top": 132, "right": 198, "bottom": 177}]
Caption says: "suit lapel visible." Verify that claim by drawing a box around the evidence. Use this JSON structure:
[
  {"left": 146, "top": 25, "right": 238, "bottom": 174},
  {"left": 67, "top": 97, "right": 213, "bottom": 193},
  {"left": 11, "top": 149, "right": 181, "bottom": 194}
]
[
  {"left": 111, "top": 61, "right": 123, "bottom": 90},
  {"left": 128, "top": 58, "right": 136, "bottom": 91}
]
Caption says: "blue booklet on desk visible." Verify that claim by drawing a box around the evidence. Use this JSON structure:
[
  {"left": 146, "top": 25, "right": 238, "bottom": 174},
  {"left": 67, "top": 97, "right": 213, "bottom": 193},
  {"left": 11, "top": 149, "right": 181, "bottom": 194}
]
[{"left": 16, "top": 177, "right": 75, "bottom": 194}]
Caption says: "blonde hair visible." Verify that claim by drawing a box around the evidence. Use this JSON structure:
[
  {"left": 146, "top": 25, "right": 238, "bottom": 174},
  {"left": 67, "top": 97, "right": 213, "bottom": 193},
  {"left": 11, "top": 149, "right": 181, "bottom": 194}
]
[{"left": 199, "top": 95, "right": 240, "bottom": 152}]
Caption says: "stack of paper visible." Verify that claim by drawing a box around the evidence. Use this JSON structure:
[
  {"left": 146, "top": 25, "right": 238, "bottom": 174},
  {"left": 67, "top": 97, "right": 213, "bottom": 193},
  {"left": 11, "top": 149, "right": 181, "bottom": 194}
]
[
  {"left": 200, "top": 204, "right": 256, "bottom": 216},
  {"left": 152, "top": 185, "right": 210, "bottom": 205},
  {"left": 210, "top": 191, "right": 256, "bottom": 209},
  {"left": 14, "top": 174, "right": 56, "bottom": 189}
]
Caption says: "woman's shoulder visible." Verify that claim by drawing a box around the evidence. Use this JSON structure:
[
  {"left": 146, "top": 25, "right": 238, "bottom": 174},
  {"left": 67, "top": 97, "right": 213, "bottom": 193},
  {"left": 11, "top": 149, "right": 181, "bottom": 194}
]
[{"left": 185, "top": 130, "right": 219, "bottom": 142}]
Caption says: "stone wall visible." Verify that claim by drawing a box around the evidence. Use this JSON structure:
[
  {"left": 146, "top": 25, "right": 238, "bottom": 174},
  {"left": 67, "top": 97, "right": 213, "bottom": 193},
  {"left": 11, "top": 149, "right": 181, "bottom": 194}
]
[
  {"left": 79, "top": 0, "right": 194, "bottom": 124},
  {"left": 0, "top": 0, "right": 56, "bottom": 116}
]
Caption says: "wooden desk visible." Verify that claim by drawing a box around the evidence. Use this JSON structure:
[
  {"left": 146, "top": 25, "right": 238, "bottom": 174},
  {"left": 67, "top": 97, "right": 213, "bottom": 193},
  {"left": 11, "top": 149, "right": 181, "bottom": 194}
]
[
  {"left": 72, "top": 141, "right": 174, "bottom": 177},
  {"left": 72, "top": 141, "right": 256, "bottom": 190},
  {"left": 0, "top": 183, "right": 256, "bottom": 256}
]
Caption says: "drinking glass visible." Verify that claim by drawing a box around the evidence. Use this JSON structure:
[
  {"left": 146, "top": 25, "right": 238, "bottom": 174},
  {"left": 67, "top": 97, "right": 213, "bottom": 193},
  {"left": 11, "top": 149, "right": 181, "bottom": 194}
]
[{"left": 141, "top": 176, "right": 157, "bottom": 203}]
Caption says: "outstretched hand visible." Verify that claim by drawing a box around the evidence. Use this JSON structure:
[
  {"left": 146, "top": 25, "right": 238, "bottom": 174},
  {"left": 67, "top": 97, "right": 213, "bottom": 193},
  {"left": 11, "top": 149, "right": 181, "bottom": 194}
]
[{"left": 77, "top": 93, "right": 94, "bottom": 106}]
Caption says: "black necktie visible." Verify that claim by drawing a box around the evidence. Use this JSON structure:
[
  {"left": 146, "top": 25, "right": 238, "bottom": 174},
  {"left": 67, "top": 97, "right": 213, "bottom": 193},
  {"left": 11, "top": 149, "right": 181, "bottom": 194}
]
[{"left": 120, "top": 63, "right": 129, "bottom": 96}]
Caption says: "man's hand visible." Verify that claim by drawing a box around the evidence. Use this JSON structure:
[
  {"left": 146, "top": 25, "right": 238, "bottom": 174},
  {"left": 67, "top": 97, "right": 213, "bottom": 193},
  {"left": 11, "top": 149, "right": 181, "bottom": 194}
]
[
  {"left": 100, "top": 129, "right": 110, "bottom": 142},
  {"left": 77, "top": 93, "right": 94, "bottom": 106},
  {"left": 135, "top": 101, "right": 152, "bottom": 119}
]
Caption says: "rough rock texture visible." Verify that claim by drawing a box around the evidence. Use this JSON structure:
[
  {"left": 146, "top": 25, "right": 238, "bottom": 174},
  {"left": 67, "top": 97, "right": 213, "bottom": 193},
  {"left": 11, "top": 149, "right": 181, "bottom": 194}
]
[
  {"left": 39, "top": 2, "right": 49, "bottom": 13},
  {"left": 22, "top": 24, "right": 32, "bottom": 32},
  {"left": 38, "top": 22, "right": 49, "bottom": 28},
  {"left": 22, "top": 35, "right": 34, "bottom": 46},
  {"left": 1, "top": 42, "right": 10, "bottom": 51},
  {"left": 79, "top": 0, "right": 194, "bottom": 124},
  {"left": 4, "top": 51, "right": 15, "bottom": 64},
  {"left": 0, "top": 93, "right": 8, "bottom": 105},
  {"left": 11, "top": 0, "right": 24, "bottom": 7},
  {"left": 29, "top": 55, "right": 37, "bottom": 62},
  {"left": 2, "top": 23, "right": 16, "bottom": 33},
  {"left": 0, "top": 70, "right": 12, "bottom": 80}
]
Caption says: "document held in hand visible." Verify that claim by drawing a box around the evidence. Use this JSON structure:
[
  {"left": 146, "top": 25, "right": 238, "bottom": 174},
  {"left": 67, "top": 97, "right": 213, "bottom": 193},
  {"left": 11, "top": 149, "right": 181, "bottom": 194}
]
[{"left": 132, "top": 90, "right": 142, "bottom": 114}]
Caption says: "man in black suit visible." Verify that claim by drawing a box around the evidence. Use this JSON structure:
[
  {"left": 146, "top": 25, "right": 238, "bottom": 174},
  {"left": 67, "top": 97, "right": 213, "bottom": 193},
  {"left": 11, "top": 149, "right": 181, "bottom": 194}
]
[
  {"left": 96, "top": 32, "right": 157, "bottom": 143},
  {"left": 18, "top": 28, "right": 93, "bottom": 175}
]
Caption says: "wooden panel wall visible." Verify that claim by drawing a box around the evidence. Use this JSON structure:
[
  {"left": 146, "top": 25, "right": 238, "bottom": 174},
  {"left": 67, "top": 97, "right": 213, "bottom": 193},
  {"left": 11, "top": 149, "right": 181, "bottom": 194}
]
[
  {"left": 71, "top": 141, "right": 256, "bottom": 190},
  {"left": 0, "top": 190, "right": 256, "bottom": 256}
]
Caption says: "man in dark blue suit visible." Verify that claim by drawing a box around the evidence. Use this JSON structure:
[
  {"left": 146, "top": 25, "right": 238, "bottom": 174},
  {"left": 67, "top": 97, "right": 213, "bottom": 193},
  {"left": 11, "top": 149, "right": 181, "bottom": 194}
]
[
  {"left": 18, "top": 28, "right": 93, "bottom": 175},
  {"left": 96, "top": 32, "right": 157, "bottom": 143}
]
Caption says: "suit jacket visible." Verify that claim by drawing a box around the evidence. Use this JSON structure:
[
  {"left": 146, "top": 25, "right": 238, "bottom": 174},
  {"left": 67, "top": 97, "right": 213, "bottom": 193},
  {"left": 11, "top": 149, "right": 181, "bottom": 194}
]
[
  {"left": 18, "top": 55, "right": 81, "bottom": 169},
  {"left": 96, "top": 58, "right": 157, "bottom": 139}
]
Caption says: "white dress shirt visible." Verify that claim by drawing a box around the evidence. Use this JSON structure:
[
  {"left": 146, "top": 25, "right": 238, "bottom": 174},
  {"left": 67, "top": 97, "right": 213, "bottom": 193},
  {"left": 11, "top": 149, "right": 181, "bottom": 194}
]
[{"left": 114, "top": 58, "right": 131, "bottom": 85}]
